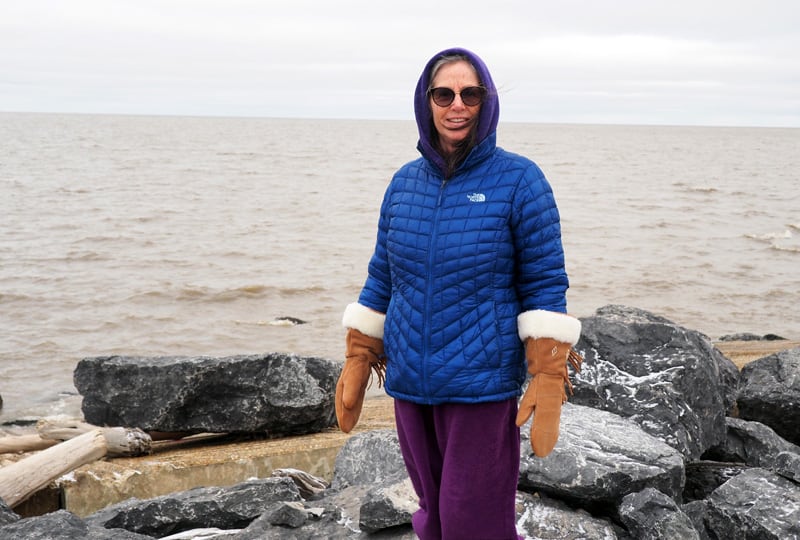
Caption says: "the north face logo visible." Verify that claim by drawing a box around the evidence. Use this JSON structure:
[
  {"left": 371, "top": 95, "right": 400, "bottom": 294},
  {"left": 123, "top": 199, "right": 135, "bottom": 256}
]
[{"left": 467, "top": 193, "right": 486, "bottom": 202}]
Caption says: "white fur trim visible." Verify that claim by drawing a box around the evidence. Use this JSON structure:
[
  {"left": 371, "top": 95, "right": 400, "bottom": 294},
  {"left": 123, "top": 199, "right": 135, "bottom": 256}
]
[
  {"left": 517, "top": 310, "right": 581, "bottom": 345},
  {"left": 342, "top": 302, "right": 386, "bottom": 339}
]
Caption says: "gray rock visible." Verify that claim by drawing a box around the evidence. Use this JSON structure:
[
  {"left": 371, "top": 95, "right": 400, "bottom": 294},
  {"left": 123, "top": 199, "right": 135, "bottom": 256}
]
[
  {"left": 737, "top": 347, "right": 800, "bottom": 446},
  {"left": 572, "top": 305, "right": 734, "bottom": 459},
  {"left": 231, "top": 430, "right": 416, "bottom": 539},
  {"left": 683, "top": 460, "right": 748, "bottom": 502},
  {"left": 90, "top": 526, "right": 154, "bottom": 539},
  {"left": 0, "top": 509, "right": 151, "bottom": 539},
  {"left": 774, "top": 451, "right": 800, "bottom": 483},
  {"left": 359, "top": 477, "right": 416, "bottom": 533},
  {"left": 331, "top": 429, "right": 408, "bottom": 491},
  {"left": 618, "top": 487, "right": 700, "bottom": 540},
  {"left": 234, "top": 486, "right": 418, "bottom": 539},
  {"left": 234, "top": 506, "right": 347, "bottom": 539},
  {"left": 706, "top": 468, "right": 800, "bottom": 540},
  {"left": 0, "top": 510, "right": 88, "bottom": 540},
  {"left": 703, "top": 416, "right": 800, "bottom": 481},
  {"left": 718, "top": 332, "right": 764, "bottom": 341},
  {"left": 74, "top": 353, "right": 339, "bottom": 435},
  {"left": 515, "top": 491, "right": 620, "bottom": 539},
  {"left": 160, "top": 528, "right": 244, "bottom": 539},
  {"left": 714, "top": 344, "right": 742, "bottom": 415},
  {"left": 0, "top": 497, "right": 19, "bottom": 526},
  {"left": 518, "top": 403, "right": 685, "bottom": 508},
  {"left": 266, "top": 501, "right": 308, "bottom": 528},
  {"left": 85, "top": 477, "right": 301, "bottom": 537},
  {"left": 680, "top": 500, "right": 713, "bottom": 540}
]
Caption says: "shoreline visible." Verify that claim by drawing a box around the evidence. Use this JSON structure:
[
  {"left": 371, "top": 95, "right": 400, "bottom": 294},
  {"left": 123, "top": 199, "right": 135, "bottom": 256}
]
[{"left": 712, "top": 339, "right": 800, "bottom": 369}]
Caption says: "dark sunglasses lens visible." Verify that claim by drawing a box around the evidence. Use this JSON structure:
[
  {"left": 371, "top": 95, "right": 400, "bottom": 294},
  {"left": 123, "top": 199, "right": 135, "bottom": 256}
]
[
  {"left": 461, "top": 87, "right": 484, "bottom": 106},
  {"left": 431, "top": 88, "right": 455, "bottom": 106}
]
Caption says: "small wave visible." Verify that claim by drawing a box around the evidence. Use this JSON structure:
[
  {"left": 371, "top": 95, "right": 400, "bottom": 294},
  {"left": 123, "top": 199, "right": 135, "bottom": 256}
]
[
  {"left": 126, "top": 290, "right": 172, "bottom": 302},
  {"left": 65, "top": 250, "right": 109, "bottom": 262},
  {"left": 0, "top": 292, "right": 35, "bottom": 303},
  {"left": 183, "top": 284, "right": 327, "bottom": 303},
  {"left": 745, "top": 229, "right": 792, "bottom": 242},
  {"left": 746, "top": 227, "right": 800, "bottom": 253},
  {"left": 216, "top": 151, "right": 260, "bottom": 157},
  {"left": 788, "top": 223, "right": 800, "bottom": 232},
  {"left": 208, "top": 284, "right": 326, "bottom": 302},
  {"left": 207, "top": 285, "right": 272, "bottom": 302},
  {"left": 278, "top": 285, "right": 326, "bottom": 297},
  {"left": 54, "top": 187, "right": 91, "bottom": 195},
  {"left": 686, "top": 186, "right": 719, "bottom": 194},
  {"left": 770, "top": 243, "right": 800, "bottom": 253},
  {"left": 126, "top": 284, "right": 277, "bottom": 304}
]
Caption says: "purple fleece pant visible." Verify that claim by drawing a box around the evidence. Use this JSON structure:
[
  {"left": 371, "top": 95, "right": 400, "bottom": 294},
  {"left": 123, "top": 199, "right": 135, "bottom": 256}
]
[{"left": 394, "top": 398, "right": 522, "bottom": 540}]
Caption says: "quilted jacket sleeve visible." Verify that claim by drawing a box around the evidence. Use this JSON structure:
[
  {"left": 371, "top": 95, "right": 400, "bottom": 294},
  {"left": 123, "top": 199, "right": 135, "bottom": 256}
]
[
  {"left": 511, "top": 162, "right": 570, "bottom": 315},
  {"left": 357, "top": 182, "right": 393, "bottom": 315}
]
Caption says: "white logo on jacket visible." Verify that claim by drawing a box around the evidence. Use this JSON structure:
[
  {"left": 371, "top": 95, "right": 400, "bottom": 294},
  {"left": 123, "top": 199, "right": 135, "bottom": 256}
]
[{"left": 467, "top": 192, "right": 486, "bottom": 202}]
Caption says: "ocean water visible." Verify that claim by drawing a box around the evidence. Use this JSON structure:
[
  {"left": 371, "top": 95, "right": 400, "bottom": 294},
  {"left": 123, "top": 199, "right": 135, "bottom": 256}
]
[{"left": 1, "top": 112, "right": 798, "bottom": 423}]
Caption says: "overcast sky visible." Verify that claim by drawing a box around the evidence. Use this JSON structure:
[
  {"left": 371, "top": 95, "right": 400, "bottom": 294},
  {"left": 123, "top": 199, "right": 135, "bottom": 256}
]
[{"left": 2, "top": 1, "right": 798, "bottom": 127}]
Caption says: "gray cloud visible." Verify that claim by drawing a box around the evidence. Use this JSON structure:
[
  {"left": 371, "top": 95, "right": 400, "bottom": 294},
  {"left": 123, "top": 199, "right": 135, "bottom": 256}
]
[{"left": 1, "top": 0, "right": 798, "bottom": 126}]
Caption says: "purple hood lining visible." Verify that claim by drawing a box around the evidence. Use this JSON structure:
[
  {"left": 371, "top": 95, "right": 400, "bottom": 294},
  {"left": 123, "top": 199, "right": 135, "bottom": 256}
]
[{"left": 413, "top": 47, "right": 500, "bottom": 175}]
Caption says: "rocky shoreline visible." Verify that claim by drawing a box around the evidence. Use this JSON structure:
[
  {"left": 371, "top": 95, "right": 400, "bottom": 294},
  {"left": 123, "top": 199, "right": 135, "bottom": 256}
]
[{"left": 1, "top": 304, "right": 799, "bottom": 539}]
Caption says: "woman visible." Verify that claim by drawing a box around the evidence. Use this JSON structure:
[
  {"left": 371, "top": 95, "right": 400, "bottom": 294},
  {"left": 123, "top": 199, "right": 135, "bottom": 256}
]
[{"left": 335, "top": 47, "right": 581, "bottom": 540}]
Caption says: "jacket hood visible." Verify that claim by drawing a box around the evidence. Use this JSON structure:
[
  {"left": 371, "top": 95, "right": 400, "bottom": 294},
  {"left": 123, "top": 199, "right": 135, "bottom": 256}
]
[{"left": 414, "top": 47, "right": 500, "bottom": 173}]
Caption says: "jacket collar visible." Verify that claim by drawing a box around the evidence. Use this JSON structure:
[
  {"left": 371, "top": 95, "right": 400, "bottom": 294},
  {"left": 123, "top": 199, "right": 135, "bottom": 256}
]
[{"left": 417, "top": 132, "right": 497, "bottom": 179}]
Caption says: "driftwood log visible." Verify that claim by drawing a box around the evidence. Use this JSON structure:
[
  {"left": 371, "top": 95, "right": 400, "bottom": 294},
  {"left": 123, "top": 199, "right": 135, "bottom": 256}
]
[
  {"left": 0, "top": 417, "right": 153, "bottom": 458},
  {"left": 0, "top": 429, "right": 109, "bottom": 507},
  {"left": 0, "top": 419, "right": 153, "bottom": 508},
  {"left": 35, "top": 416, "right": 151, "bottom": 457},
  {"left": 0, "top": 434, "right": 58, "bottom": 454},
  {"left": 0, "top": 417, "right": 234, "bottom": 508},
  {"left": 0, "top": 416, "right": 226, "bottom": 460}
]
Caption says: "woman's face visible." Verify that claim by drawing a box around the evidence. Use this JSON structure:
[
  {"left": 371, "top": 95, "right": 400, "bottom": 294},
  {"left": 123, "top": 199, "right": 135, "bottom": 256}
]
[{"left": 429, "top": 60, "right": 481, "bottom": 155}]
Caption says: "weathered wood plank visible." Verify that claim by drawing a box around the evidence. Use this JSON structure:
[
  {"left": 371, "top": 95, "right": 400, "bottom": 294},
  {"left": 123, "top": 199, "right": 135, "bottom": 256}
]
[{"left": 0, "top": 429, "right": 107, "bottom": 507}]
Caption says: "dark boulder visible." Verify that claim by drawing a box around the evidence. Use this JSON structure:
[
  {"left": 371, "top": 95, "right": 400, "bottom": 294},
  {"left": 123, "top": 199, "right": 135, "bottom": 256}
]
[
  {"left": 737, "top": 347, "right": 800, "bottom": 446},
  {"left": 0, "top": 509, "right": 150, "bottom": 539},
  {"left": 330, "top": 429, "right": 408, "bottom": 491},
  {"left": 85, "top": 477, "right": 301, "bottom": 537},
  {"left": 680, "top": 500, "right": 714, "bottom": 540},
  {"left": 74, "top": 353, "right": 339, "bottom": 435},
  {"left": 358, "top": 478, "right": 417, "bottom": 533},
  {"left": 683, "top": 461, "right": 748, "bottom": 502},
  {"left": 618, "top": 487, "right": 700, "bottom": 540},
  {"left": 705, "top": 468, "right": 800, "bottom": 540},
  {"left": 515, "top": 491, "right": 621, "bottom": 539},
  {"left": 572, "top": 304, "right": 735, "bottom": 459},
  {"left": 703, "top": 416, "right": 800, "bottom": 481},
  {"left": 518, "top": 402, "right": 685, "bottom": 510}
]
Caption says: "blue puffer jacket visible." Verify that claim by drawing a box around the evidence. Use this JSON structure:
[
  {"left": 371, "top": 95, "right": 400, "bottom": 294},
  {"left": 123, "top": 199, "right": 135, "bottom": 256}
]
[{"left": 347, "top": 47, "right": 572, "bottom": 405}]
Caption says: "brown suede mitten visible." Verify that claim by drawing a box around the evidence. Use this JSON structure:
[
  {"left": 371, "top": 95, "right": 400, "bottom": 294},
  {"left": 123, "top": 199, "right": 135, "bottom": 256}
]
[
  {"left": 516, "top": 337, "right": 582, "bottom": 457},
  {"left": 335, "top": 328, "right": 386, "bottom": 433}
]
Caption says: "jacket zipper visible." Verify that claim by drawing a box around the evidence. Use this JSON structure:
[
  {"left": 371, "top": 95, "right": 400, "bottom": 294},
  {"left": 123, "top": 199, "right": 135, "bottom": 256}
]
[{"left": 423, "top": 178, "right": 447, "bottom": 398}]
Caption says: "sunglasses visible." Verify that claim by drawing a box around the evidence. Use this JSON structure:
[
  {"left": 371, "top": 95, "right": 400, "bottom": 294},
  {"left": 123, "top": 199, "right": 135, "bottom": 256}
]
[{"left": 428, "top": 86, "right": 486, "bottom": 107}]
